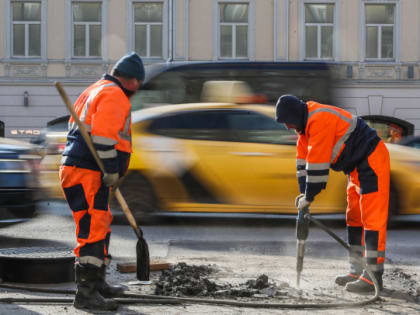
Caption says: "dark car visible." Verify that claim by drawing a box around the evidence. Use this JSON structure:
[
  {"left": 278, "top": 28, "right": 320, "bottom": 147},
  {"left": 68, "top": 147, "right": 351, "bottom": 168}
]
[
  {"left": 131, "top": 61, "right": 335, "bottom": 110},
  {"left": 0, "top": 138, "right": 42, "bottom": 226}
]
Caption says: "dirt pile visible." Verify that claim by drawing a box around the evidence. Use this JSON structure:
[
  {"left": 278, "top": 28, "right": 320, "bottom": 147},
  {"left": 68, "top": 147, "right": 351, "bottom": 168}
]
[
  {"left": 154, "top": 262, "right": 420, "bottom": 305},
  {"left": 154, "top": 262, "right": 290, "bottom": 299},
  {"left": 384, "top": 268, "right": 420, "bottom": 297},
  {"left": 154, "top": 262, "right": 217, "bottom": 296}
]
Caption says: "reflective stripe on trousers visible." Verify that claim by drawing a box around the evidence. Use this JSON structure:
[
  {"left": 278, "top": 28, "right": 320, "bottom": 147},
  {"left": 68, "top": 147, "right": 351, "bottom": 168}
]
[
  {"left": 345, "top": 140, "right": 390, "bottom": 273},
  {"left": 59, "top": 165, "right": 113, "bottom": 267}
]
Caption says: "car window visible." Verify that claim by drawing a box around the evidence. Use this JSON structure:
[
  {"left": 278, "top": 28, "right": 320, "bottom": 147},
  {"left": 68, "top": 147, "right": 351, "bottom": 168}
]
[
  {"left": 228, "top": 68, "right": 331, "bottom": 105},
  {"left": 47, "top": 120, "right": 68, "bottom": 132},
  {"left": 226, "top": 110, "right": 297, "bottom": 144},
  {"left": 132, "top": 71, "right": 187, "bottom": 109},
  {"left": 46, "top": 115, "right": 70, "bottom": 132},
  {"left": 365, "top": 121, "right": 404, "bottom": 144},
  {"left": 362, "top": 115, "right": 414, "bottom": 144},
  {"left": 132, "top": 63, "right": 333, "bottom": 110},
  {"left": 148, "top": 111, "right": 230, "bottom": 141},
  {"left": 148, "top": 109, "right": 297, "bottom": 144}
]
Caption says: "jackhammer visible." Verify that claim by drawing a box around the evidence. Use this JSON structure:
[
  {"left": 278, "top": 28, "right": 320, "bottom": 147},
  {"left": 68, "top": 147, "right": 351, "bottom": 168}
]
[{"left": 296, "top": 206, "right": 309, "bottom": 288}]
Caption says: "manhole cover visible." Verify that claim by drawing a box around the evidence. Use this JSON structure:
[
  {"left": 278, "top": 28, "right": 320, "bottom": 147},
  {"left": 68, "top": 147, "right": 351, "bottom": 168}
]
[{"left": 0, "top": 247, "right": 75, "bottom": 283}]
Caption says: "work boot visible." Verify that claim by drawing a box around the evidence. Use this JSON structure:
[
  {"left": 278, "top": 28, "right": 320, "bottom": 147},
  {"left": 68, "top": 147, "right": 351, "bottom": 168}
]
[
  {"left": 335, "top": 273, "right": 360, "bottom": 286},
  {"left": 345, "top": 270, "right": 383, "bottom": 293},
  {"left": 74, "top": 263, "right": 119, "bottom": 311},
  {"left": 97, "top": 265, "right": 126, "bottom": 298}
]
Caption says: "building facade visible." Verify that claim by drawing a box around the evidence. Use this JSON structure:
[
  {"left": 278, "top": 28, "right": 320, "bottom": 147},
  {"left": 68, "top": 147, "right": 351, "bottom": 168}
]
[{"left": 1, "top": 0, "right": 420, "bottom": 141}]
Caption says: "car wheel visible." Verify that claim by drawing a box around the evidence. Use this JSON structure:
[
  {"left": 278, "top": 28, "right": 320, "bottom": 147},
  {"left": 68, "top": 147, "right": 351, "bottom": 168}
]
[
  {"left": 388, "top": 179, "right": 399, "bottom": 228},
  {"left": 110, "top": 171, "right": 159, "bottom": 223}
]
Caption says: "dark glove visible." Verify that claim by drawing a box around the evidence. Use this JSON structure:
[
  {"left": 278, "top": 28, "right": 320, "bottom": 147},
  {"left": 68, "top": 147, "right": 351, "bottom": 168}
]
[{"left": 102, "top": 172, "right": 119, "bottom": 187}]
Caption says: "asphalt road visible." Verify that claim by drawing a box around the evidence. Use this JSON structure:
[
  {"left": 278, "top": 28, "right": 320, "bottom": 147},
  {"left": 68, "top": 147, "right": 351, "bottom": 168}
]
[{"left": 0, "top": 201, "right": 419, "bottom": 314}]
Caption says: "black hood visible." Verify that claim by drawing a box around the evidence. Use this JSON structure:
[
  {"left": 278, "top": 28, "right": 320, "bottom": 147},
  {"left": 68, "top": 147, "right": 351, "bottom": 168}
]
[{"left": 275, "top": 95, "right": 308, "bottom": 133}]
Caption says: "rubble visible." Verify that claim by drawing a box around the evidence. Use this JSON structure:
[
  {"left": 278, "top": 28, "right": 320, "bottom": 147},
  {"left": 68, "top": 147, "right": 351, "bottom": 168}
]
[
  {"left": 150, "top": 262, "right": 420, "bottom": 307},
  {"left": 155, "top": 262, "right": 283, "bottom": 299},
  {"left": 384, "top": 268, "right": 419, "bottom": 297}
]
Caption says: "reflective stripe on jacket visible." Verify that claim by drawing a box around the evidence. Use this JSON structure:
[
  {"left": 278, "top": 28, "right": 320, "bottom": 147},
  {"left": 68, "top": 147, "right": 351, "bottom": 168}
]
[
  {"left": 297, "top": 101, "right": 380, "bottom": 200},
  {"left": 62, "top": 75, "right": 132, "bottom": 176}
]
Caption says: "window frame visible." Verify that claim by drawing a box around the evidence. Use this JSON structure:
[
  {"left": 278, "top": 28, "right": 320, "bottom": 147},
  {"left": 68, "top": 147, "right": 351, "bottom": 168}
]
[
  {"left": 213, "top": 0, "right": 255, "bottom": 61},
  {"left": 127, "top": 0, "right": 169, "bottom": 61},
  {"left": 5, "top": 0, "right": 47, "bottom": 60},
  {"left": 68, "top": 0, "right": 107, "bottom": 59},
  {"left": 299, "top": 0, "right": 340, "bottom": 61},
  {"left": 360, "top": 0, "right": 400, "bottom": 62}
]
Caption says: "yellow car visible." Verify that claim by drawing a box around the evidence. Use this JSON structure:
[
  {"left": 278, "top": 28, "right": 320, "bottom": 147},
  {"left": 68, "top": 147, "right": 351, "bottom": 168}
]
[{"left": 40, "top": 81, "right": 420, "bottom": 220}]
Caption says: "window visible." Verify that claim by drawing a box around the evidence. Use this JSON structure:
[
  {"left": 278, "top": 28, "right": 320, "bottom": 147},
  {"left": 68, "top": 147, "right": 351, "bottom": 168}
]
[
  {"left": 131, "top": 63, "right": 334, "bottom": 111},
  {"left": 226, "top": 111, "right": 296, "bottom": 144},
  {"left": 148, "top": 111, "right": 230, "bottom": 141},
  {"left": 364, "top": 3, "right": 395, "bottom": 60},
  {"left": 72, "top": 1, "right": 102, "bottom": 57},
  {"left": 304, "top": 3, "right": 334, "bottom": 59},
  {"left": 148, "top": 110, "right": 296, "bottom": 144},
  {"left": 133, "top": 2, "right": 163, "bottom": 58},
  {"left": 11, "top": 1, "right": 41, "bottom": 57},
  {"left": 219, "top": 3, "right": 249, "bottom": 58},
  {"left": 362, "top": 115, "right": 414, "bottom": 143}
]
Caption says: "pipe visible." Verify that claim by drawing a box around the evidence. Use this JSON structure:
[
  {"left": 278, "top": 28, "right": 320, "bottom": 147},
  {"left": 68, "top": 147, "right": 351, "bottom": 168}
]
[
  {"left": 0, "top": 216, "right": 380, "bottom": 309},
  {"left": 306, "top": 214, "right": 380, "bottom": 303},
  {"left": 0, "top": 296, "right": 181, "bottom": 305}
]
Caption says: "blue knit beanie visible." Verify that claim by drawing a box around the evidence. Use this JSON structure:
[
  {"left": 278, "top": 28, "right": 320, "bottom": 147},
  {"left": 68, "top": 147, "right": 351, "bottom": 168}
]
[{"left": 112, "top": 52, "right": 145, "bottom": 81}]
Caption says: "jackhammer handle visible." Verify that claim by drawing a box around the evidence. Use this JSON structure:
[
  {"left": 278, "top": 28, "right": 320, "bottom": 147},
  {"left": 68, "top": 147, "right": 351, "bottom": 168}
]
[{"left": 296, "top": 207, "right": 309, "bottom": 241}]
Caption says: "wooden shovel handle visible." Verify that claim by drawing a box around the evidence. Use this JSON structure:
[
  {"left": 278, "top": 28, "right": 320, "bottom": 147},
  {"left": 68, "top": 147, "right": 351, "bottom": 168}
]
[{"left": 114, "top": 189, "right": 142, "bottom": 238}]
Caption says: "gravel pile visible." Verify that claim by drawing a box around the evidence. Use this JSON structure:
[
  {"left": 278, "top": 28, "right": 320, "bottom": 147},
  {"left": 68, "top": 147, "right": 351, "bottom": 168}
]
[
  {"left": 154, "top": 262, "right": 289, "bottom": 299},
  {"left": 385, "top": 268, "right": 420, "bottom": 297},
  {"left": 154, "top": 263, "right": 420, "bottom": 305}
]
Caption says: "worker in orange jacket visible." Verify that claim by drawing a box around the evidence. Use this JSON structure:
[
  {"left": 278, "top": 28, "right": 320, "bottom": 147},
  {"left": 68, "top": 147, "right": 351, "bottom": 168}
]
[
  {"left": 59, "top": 52, "right": 144, "bottom": 310},
  {"left": 275, "top": 95, "right": 390, "bottom": 293}
]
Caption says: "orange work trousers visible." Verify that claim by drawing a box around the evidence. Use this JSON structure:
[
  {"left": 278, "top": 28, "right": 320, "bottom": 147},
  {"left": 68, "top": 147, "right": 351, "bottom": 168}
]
[
  {"left": 346, "top": 140, "right": 390, "bottom": 273},
  {"left": 59, "top": 165, "right": 113, "bottom": 267}
]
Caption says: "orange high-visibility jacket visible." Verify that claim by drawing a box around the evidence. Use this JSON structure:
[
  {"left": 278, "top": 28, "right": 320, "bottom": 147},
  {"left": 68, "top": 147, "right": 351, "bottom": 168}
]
[
  {"left": 62, "top": 75, "right": 132, "bottom": 176},
  {"left": 297, "top": 101, "right": 380, "bottom": 201}
]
